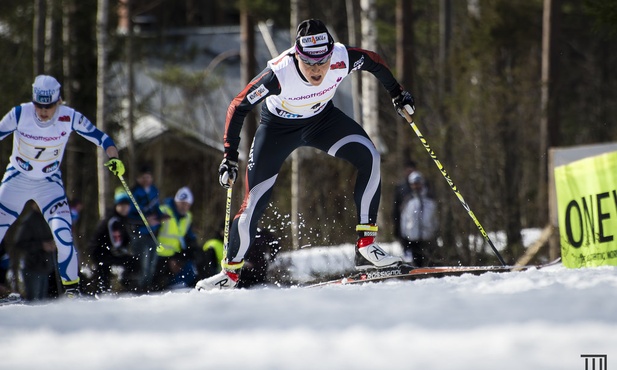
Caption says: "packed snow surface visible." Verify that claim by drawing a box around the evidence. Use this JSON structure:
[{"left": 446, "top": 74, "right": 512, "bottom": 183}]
[{"left": 1, "top": 262, "right": 616, "bottom": 370}]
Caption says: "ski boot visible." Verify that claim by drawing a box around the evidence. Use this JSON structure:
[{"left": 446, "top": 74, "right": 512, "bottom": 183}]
[
  {"left": 196, "top": 260, "right": 243, "bottom": 291},
  {"left": 63, "top": 282, "right": 82, "bottom": 299},
  {"left": 354, "top": 224, "right": 403, "bottom": 270}
]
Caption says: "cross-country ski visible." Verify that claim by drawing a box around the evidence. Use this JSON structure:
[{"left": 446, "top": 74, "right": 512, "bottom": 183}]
[{"left": 306, "top": 259, "right": 562, "bottom": 287}]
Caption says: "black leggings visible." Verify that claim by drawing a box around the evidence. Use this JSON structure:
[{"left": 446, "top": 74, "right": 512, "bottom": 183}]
[{"left": 227, "top": 103, "right": 381, "bottom": 263}]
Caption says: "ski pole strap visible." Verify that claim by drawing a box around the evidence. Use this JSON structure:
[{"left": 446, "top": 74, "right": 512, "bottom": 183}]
[
  {"left": 356, "top": 224, "right": 378, "bottom": 237},
  {"left": 222, "top": 259, "right": 244, "bottom": 271}
]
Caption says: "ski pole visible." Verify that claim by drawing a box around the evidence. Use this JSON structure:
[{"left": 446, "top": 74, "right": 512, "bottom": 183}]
[
  {"left": 118, "top": 174, "right": 162, "bottom": 248},
  {"left": 223, "top": 187, "right": 233, "bottom": 248},
  {"left": 402, "top": 111, "right": 507, "bottom": 266}
]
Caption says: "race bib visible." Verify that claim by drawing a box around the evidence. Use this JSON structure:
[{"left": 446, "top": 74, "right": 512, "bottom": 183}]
[{"left": 17, "top": 138, "right": 62, "bottom": 162}]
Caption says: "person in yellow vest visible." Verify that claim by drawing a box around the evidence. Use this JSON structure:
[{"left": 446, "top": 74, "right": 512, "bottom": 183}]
[{"left": 153, "top": 187, "right": 199, "bottom": 290}]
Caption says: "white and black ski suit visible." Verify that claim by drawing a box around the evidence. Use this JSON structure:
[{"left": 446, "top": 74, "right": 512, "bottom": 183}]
[{"left": 222, "top": 43, "right": 405, "bottom": 263}]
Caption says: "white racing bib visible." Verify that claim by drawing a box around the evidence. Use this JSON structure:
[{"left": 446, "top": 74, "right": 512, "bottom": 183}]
[{"left": 17, "top": 137, "right": 62, "bottom": 162}]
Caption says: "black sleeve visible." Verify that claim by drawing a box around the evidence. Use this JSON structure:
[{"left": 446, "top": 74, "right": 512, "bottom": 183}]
[
  {"left": 223, "top": 67, "right": 282, "bottom": 162},
  {"left": 346, "top": 47, "right": 404, "bottom": 98}
]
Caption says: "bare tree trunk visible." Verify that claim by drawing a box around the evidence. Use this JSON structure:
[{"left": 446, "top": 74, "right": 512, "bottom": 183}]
[
  {"left": 359, "top": 0, "right": 385, "bottom": 230},
  {"left": 346, "top": 0, "right": 362, "bottom": 124},
  {"left": 63, "top": 0, "right": 78, "bottom": 202},
  {"left": 396, "top": 0, "right": 414, "bottom": 164},
  {"left": 290, "top": 0, "right": 309, "bottom": 31},
  {"left": 440, "top": 0, "right": 457, "bottom": 263},
  {"left": 62, "top": 0, "right": 75, "bottom": 104},
  {"left": 439, "top": 0, "right": 451, "bottom": 103},
  {"left": 44, "top": 0, "right": 60, "bottom": 75},
  {"left": 124, "top": 0, "right": 137, "bottom": 184},
  {"left": 540, "top": 0, "right": 561, "bottom": 260},
  {"left": 96, "top": 0, "right": 110, "bottom": 219},
  {"left": 34, "top": 0, "right": 46, "bottom": 75},
  {"left": 240, "top": 11, "right": 256, "bottom": 158},
  {"left": 289, "top": 1, "right": 309, "bottom": 250},
  {"left": 361, "top": 0, "right": 383, "bottom": 153}
]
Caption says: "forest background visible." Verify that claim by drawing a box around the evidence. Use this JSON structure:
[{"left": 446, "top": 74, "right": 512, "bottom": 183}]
[{"left": 0, "top": 0, "right": 615, "bottom": 268}]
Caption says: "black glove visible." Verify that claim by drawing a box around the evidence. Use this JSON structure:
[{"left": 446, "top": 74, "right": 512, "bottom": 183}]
[
  {"left": 392, "top": 90, "right": 415, "bottom": 118},
  {"left": 218, "top": 158, "right": 239, "bottom": 189}
]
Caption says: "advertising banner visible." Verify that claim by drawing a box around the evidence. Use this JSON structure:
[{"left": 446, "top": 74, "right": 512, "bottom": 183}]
[{"left": 555, "top": 151, "right": 617, "bottom": 267}]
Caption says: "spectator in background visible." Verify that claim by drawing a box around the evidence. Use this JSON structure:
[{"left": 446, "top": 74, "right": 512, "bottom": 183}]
[
  {"left": 13, "top": 201, "right": 56, "bottom": 301},
  {"left": 88, "top": 188, "right": 136, "bottom": 294},
  {"left": 400, "top": 171, "right": 440, "bottom": 267},
  {"left": 154, "top": 187, "right": 199, "bottom": 290},
  {"left": 392, "top": 160, "right": 417, "bottom": 244},
  {"left": 127, "top": 164, "right": 167, "bottom": 293}
]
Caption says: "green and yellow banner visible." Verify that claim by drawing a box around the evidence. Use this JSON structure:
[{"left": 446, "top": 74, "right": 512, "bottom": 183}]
[{"left": 555, "top": 151, "right": 617, "bottom": 267}]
